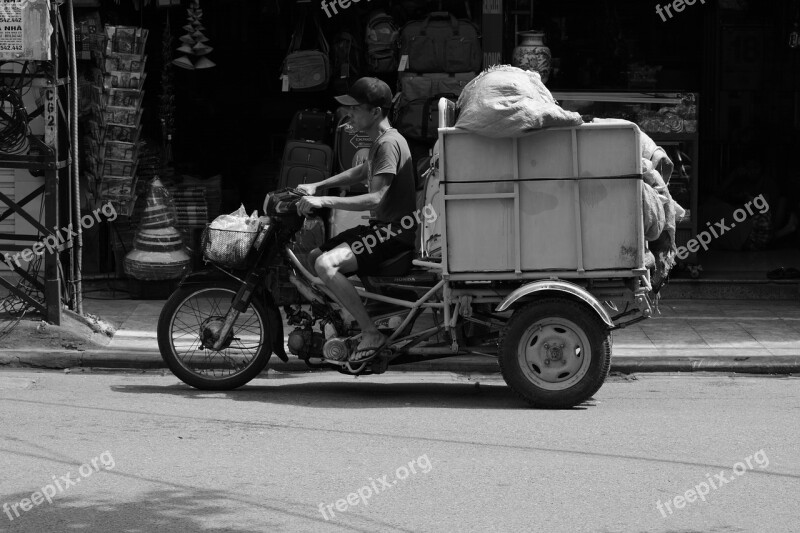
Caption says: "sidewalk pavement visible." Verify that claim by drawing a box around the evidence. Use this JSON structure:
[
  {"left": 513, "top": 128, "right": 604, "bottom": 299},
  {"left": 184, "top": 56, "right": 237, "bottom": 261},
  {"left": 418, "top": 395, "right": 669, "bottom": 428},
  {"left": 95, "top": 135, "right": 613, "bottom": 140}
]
[{"left": 1, "top": 298, "right": 799, "bottom": 374}]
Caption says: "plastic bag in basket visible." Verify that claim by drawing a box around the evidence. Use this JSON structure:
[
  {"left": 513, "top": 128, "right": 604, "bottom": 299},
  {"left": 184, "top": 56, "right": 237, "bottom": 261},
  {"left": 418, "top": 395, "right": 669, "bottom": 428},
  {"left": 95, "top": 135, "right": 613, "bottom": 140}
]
[{"left": 205, "top": 205, "right": 259, "bottom": 265}]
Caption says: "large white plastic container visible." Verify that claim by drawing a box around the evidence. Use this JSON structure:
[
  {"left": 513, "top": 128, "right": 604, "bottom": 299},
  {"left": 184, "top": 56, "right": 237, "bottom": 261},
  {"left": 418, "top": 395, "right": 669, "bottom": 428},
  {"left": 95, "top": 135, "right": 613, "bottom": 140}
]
[{"left": 438, "top": 116, "right": 644, "bottom": 277}]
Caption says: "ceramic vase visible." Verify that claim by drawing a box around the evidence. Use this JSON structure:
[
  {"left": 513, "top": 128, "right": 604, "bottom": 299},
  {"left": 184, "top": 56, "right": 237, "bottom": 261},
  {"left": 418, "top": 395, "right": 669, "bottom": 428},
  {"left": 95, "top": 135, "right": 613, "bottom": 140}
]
[{"left": 512, "top": 31, "right": 552, "bottom": 84}]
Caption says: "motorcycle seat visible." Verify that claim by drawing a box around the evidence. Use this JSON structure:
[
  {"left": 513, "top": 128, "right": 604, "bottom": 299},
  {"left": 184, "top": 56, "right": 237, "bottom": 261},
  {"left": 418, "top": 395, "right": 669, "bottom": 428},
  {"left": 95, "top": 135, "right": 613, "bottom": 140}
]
[
  {"left": 374, "top": 249, "right": 414, "bottom": 277},
  {"left": 367, "top": 248, "right": 439, "bottom": 286},
  {"left": 355, "top": 251, "right": 440, "bottom": 294}
]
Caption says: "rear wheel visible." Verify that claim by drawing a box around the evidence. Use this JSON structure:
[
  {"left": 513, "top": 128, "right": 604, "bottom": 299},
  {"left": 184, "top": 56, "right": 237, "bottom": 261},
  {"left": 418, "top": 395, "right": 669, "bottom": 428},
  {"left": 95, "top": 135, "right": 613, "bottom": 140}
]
[
  {"left": 157, "top": 283, "right": 272, "bottom": 390},
  {"left": 498, "top": 298, "right": 611, "bottom": 408}
]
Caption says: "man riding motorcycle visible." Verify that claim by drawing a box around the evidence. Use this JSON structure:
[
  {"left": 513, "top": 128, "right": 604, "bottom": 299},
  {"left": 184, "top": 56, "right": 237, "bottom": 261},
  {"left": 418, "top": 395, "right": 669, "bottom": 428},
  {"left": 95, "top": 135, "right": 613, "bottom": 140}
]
[{"left": 294, "top": 77, "right": 418, "bottom": 364}]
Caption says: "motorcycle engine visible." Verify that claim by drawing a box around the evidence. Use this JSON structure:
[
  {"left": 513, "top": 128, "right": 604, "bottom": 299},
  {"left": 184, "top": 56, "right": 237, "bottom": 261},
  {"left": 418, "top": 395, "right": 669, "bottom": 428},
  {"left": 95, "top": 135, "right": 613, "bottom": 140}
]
[
  {"left": 287, "top": 328, "right": 324, "bottom": 358},
  {"left": 322, "top": 337, "right": 350, "bottom": 361}
]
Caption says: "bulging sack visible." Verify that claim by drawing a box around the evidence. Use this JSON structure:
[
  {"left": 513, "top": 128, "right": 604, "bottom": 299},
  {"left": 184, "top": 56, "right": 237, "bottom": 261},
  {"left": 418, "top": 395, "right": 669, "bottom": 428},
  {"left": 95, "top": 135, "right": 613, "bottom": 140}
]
[{"left": 455, "top": 65, "right": 582, "bottom": 138}]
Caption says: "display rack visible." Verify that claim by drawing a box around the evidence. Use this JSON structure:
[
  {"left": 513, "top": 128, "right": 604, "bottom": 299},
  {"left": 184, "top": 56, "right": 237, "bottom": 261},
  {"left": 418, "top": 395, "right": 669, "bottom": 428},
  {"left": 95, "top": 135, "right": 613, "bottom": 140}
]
[{"left": 0, "top": 2, "right": 76, "bottom": 325}]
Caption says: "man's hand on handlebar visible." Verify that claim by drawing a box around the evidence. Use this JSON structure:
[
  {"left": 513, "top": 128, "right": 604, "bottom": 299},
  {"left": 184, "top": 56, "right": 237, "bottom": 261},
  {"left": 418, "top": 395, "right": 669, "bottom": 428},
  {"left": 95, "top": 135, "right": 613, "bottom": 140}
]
[
  {"left": 296, "top": 183, "right": 318, "bottom": 196},
  {"left": 296, "top": 195, "right": 325, "bottom": 217}
]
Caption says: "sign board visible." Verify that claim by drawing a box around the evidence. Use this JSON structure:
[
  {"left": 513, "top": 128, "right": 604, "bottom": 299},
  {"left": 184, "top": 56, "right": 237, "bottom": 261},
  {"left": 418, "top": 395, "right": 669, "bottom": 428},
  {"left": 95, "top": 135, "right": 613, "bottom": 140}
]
[
  {"left": 482, "top": 0, "right": 502, "bottom": 67},
  {"left": 0, "top": 0, "right": 50, "bottom": 61}
]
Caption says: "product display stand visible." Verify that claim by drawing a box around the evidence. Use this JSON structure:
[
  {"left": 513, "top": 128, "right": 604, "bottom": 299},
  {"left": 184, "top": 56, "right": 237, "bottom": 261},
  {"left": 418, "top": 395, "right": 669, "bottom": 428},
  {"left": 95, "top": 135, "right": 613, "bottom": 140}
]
[{"left": 85, "top": 24, "right": 148, "bottom": 217}]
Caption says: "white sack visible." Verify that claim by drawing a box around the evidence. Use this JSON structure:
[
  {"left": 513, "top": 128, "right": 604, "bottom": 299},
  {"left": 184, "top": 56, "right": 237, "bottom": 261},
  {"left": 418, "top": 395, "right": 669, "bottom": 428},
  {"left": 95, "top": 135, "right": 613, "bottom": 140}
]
[{"left": 455, "top": 65, "right": 583, "bottom": 138}]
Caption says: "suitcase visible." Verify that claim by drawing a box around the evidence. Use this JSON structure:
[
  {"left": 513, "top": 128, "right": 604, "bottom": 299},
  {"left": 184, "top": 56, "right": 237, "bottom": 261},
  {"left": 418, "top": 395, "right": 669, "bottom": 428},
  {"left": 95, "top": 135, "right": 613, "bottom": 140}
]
[
  {"left": 400, "top": 12, "right": 482, "bottom": 73},
  {"left": 287, "top": 109, "right": 335, "bottom": 144},
  {"left": 279, "top": 140, "right": 334, "bottom": 189}
]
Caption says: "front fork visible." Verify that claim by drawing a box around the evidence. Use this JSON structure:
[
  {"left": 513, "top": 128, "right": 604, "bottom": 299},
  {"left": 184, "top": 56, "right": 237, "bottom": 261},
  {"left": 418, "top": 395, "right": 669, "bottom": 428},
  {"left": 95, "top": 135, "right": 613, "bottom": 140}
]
[{"left": 211, "top": 225, "right": 277, "bottom": 351}]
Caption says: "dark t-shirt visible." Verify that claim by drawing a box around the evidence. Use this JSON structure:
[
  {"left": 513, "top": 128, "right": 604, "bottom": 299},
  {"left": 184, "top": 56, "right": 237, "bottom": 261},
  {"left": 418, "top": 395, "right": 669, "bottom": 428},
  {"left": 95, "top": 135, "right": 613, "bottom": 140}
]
[{"left": 367, "top": 129, "right": 417, "bottom": 245}]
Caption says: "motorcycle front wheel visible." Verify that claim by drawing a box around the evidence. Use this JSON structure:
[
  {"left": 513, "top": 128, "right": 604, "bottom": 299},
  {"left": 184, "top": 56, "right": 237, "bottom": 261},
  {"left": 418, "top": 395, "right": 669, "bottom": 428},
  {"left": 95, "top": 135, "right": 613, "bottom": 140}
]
[{"left": 157, "top": 282, "right": 273, "bottom": 390}]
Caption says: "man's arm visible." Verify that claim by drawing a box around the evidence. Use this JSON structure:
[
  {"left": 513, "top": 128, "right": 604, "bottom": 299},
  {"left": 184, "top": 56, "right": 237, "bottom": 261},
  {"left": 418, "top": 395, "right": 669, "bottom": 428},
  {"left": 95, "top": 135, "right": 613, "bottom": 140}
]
[
  {"left": 266, "top": 163, "right": 365, "bottom": 212},
  {"left": 316, "top": 162, "right": 368, "bottom": 190},
  {"left": 297, "top": 174, "right": 393, "bottom": 214}
]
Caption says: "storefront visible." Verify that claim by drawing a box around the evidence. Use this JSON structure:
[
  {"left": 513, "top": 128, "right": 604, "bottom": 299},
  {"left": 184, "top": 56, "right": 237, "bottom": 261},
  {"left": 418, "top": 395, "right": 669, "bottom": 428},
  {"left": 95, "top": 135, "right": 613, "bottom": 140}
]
[{"left": 10, "top": 0, "right": 795, "bottom": 293}]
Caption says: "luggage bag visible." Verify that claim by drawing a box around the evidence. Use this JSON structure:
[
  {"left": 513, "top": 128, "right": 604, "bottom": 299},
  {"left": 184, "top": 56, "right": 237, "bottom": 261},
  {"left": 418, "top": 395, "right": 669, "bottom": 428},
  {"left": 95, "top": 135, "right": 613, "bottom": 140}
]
[
  {"left": 287, "top": 109, "right": 335, "bottom": 144},
  {"left": 399, "top": 12, "right": 482, "bottom": 74},
  {"left": 397, "top": 72, "right": 475, "bottom": 103},
  {"left": 282, "top": 12, "right": 330, "bottom": 91},
  {"left": 279, "top": 141, "right": 333, "bottom": 189},
  {"left": 395, "top": 92, "right": 458, "bottom": 143}
]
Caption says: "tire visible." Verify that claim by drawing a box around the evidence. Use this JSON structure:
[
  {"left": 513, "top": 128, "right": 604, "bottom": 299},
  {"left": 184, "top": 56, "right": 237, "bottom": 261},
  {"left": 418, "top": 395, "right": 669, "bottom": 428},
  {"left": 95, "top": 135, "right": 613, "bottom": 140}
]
[
  {"left": 157, "top": 282, "right": 273, "bottom": 390},
  {"left": 498, "top": 298, "right": 611, "bottom": 408}
]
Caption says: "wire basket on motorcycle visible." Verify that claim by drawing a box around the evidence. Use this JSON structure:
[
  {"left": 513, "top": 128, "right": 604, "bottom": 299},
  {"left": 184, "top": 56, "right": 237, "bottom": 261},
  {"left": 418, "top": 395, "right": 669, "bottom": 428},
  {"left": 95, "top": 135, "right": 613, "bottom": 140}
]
[{"left": 201, "top": 205, "right": 264, "bottom": 269}]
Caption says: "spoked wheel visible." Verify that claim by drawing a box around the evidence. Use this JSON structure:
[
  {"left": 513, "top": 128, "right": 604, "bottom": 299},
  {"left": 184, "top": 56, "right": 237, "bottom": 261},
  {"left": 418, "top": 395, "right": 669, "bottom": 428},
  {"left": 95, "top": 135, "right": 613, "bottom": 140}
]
[
  {"left": 498, "top": 298, "right": 611, "bottom": 408},
  {"left": 157, "top": 283, "right": 272, "bottom": 390}
]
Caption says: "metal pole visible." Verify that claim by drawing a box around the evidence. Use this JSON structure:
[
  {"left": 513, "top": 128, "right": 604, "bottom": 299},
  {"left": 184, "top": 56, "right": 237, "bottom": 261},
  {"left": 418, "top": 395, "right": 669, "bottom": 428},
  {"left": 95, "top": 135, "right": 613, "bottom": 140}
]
[
  {"left": 44, "top": 1, "right": 61, "bottom": 325},
  {"left": 66, "top": 0, "right": 82, "bottom": 315}
]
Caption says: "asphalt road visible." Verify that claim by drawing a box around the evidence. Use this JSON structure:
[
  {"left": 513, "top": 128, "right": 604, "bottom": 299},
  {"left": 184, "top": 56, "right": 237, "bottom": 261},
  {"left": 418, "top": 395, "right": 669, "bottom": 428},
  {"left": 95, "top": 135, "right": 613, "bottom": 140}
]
[{"left": 0, "top": 369, "right": 798, "bottom": 533}]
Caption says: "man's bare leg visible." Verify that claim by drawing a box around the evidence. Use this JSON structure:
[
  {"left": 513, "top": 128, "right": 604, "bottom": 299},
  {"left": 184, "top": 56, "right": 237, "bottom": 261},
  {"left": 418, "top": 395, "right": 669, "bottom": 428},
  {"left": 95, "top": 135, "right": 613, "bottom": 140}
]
[{"left": 314, "top": 244, "right": 385, "bottom": 350}]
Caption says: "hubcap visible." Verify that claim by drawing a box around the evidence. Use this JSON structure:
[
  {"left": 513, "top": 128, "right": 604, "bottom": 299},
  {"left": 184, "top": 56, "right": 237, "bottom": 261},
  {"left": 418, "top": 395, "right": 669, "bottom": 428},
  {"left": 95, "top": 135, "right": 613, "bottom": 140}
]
[
  {"left": 517, "top": 318, "right": 591, "bottom": 390},
  {"left": 200, "top": 317, "right": 233, "bottom": 350}
]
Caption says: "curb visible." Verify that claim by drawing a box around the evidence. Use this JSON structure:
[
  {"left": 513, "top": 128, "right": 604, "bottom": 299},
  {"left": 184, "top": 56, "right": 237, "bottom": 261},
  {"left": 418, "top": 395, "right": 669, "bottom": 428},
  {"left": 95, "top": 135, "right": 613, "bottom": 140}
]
[
  {"left": 2, "top": 351, "right": 799, "bottom": 374},
  {"left": 610, "top": 356, "right": 800, "bottom": 374}
]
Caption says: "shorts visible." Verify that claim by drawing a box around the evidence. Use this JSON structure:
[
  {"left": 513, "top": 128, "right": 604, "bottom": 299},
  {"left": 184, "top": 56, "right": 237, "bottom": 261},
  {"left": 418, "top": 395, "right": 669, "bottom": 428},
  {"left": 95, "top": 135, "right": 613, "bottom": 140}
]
[{"left": 319, "top": 222, "right": 415, "bottom": 276}]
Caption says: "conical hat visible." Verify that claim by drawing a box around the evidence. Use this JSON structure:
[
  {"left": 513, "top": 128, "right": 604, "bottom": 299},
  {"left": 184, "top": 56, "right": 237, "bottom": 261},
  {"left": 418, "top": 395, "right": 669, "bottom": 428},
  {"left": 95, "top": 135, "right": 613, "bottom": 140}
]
[
  {"left": 192, "top": 42, "right": 213, "bottom": 55},
  {"left": 193, "top": 57, "right": 216, "bottom": 69},
  {"left": 172, "top": 56, "right": 195, "bottom": 70}
]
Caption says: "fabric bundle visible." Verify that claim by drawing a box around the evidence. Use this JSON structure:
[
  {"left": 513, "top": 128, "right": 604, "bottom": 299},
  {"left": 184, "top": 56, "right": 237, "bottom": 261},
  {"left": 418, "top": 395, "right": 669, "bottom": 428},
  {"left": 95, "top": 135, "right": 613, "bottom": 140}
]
[{"left": 639, "top": 138, "right": 685, "bottom": 292}]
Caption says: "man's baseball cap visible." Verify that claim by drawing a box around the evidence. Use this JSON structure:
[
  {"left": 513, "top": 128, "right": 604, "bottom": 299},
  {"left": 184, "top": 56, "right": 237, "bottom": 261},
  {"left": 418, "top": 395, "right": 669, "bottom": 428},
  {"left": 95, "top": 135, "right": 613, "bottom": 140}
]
[{"left": 335, "top": 77, "right": 393, "bottom": 109}]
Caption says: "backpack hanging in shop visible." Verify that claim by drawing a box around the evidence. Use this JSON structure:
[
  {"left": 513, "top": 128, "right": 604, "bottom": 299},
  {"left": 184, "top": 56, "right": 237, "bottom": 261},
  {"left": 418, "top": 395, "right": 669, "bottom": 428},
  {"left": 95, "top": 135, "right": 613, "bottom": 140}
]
[
  {"left": 365, "top": 11, "right": 399, "bottom": 74},
  {"left": 331, "top": 31, "right": 362, "bottom": 93},
  {"left": 282, "top": 10, "right": 330, "bottom": 92}
]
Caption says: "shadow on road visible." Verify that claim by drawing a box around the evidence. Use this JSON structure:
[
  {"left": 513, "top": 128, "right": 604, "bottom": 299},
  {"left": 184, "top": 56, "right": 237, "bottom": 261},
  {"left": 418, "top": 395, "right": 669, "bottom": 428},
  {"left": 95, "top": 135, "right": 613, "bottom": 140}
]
[
  {"left": 109, "top": 380, "right": 595, "bottom": 411},
  {"left": 0, "top": 485, "right": 408, "bottom": 533}
]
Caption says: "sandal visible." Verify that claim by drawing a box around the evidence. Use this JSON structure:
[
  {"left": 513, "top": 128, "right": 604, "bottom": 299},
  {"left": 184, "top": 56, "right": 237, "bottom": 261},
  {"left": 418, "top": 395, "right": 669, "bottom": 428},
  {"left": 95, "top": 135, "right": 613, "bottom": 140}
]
[{"left": 349, "top": 338, "right": 387, "bottom": 363}]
